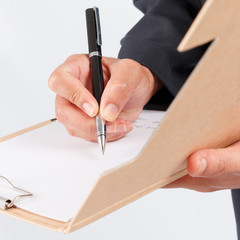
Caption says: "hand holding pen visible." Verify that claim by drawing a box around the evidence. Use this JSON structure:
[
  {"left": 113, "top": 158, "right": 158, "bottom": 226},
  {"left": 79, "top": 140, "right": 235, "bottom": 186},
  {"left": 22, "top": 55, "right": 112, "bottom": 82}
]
[{"left": 48, "top": 9, "right": 161, "bottom": 149}]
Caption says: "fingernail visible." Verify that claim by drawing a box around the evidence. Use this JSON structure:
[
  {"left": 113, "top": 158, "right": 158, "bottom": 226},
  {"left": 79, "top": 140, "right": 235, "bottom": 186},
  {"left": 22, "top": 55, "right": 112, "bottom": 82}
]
[
  {"left": 198, "top": 158, "right": 207, "bottom": 174},
  {"left": 102, "top": 104, "right": 119, "bottom": 121},
  {"left": 82, "top": 103, "right": 96, "bottom": 117},
  {"left": 107, "top": 122, "right": 133, "bottom": 133}
]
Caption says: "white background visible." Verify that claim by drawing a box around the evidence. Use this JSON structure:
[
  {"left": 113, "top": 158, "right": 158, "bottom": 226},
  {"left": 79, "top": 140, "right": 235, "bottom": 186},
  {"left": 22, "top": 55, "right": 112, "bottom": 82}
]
[{"left": 0, "top": 0, "right": 237, "bottom": 239}]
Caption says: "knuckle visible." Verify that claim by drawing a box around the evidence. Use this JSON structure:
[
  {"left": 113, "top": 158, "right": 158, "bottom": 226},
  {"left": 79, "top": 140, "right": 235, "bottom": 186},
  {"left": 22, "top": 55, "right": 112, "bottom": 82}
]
[
  {"left": 123, "top": 59, "right": 142, "bottom": 75},
  {"left": 119, "top": 58, "right": 143, "bottom": 83},
  {"left": 213, "top": 157, "right": 226, "bottom": 177},
  {"left": 66, "top": 54, "right": 78, "bottom": 62},
  {"left": 58, "top": 62, "right": 75, "bottom": 76},
  {"left": 48, "top": 72, "right": 58, "bottom": 91},
  {"left": 69, "top": 88, "right": 82, "bottom": 106},
  {"left": 62, "top": 64, "right": 73, "bottom": 74},
  {"left": 48, "top": 63, "right": 74, "bottom": 91},
  {"left": 121, "top": 58, "right": 140, "bottom": 69},
  {"left": 112, "top": 81, "right": 131, "bottom": 96}
]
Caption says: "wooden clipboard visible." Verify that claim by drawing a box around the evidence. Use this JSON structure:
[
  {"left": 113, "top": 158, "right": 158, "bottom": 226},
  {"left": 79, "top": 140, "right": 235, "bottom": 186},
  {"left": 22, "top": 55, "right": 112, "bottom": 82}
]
[{"left": 0, "top": 0, "right": 240, "bottom": 233}]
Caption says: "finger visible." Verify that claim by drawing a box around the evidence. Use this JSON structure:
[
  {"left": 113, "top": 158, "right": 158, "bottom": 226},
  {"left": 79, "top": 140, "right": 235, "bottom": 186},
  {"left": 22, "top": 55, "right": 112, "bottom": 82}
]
[
  {"left": 106, "top": 119, "right": 133, "bottom": 134},
  {"left": 66, "top": 122, "right": 132, "bottom": 142},
  {"left": 56, "top": 95, "right": 133, "bottom": 141},
  {"left": 100, "top": 59, "right": 142, "bottom": 122},
  {"left": 187, "top": 144, "right": 240, "bottom": 177},
  {"left": 49, "top": 64, "right": 98, "bottom": 117},
  {"left": 163, "top": 175, "right": 211, "bottom": 192},
  {"left": 81, "top": 132, "right": 132, "bottom": 143},
  {"left": 65, "top": 130, "right": 131, "bottom": 143},
  {"left": 107, "top": 131, "right": 133, "bottom": 142},
  {"left": 163, "top": 175, "right": 222, "bottom": 192},
  {"left": 66, "top": 123, "right": 133, "bottom": 142},
  {"left": 55, "top": 95, "right": 97, "bottom": 138}
]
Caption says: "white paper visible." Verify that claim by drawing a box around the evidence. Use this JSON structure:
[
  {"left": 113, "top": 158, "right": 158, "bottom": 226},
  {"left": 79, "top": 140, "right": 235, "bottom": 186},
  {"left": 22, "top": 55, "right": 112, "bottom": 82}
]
[{"left": 0, "top": 110, "right": 165, "bottom": 222}]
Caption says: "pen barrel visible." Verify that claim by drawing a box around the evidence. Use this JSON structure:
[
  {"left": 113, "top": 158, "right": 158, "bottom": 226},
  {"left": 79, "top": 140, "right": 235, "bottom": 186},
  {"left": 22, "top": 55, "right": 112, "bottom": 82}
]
[
  {"left": 90, "top": 56, "right": 104, "bottom": 105},
  {"left": 86, "top": 8, "right": 104, "bottom": 105},
  {"left": 86, "top": 8, "right": 101, "bottom": 53}
]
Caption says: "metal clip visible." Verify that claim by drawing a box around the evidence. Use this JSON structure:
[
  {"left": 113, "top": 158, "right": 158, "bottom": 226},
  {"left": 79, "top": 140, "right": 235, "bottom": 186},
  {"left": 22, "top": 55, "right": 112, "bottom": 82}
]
[
  {"left": 0, "top": 176, "right": 33, "bottom": 210},
  {"left": 93, "top": 7, "right": 102, "bottom": 46}
]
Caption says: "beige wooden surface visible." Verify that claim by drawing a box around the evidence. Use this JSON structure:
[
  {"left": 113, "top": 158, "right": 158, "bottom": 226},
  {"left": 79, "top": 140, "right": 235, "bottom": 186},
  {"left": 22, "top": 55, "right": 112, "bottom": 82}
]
[
  {"left": 0, "top": 208, "right": 67, "bottom": 232},
  {"left": 0, "top": 119, "right": 56, "bottom": 143},
  {"left": 68, "top": 0, "right": 240, "bottom": 232}
]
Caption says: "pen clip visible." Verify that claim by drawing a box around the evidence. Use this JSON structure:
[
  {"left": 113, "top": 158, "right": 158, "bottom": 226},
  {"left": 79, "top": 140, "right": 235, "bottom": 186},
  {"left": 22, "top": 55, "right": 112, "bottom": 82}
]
[{"left": 93, "top": 7, "right": 102, "bottom": 46}]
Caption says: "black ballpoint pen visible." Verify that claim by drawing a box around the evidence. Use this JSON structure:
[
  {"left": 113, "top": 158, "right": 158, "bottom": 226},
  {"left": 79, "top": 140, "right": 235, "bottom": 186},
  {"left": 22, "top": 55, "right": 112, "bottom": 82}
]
[{"left": 86, "top": 7, "right": 106, "bottom": 154}]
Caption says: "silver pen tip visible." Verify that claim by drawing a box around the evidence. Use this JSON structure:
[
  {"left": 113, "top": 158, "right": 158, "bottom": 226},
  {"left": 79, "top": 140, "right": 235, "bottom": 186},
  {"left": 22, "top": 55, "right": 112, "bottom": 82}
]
[{"left": 98, "top": 134, "right": 106, "bottom": 155}]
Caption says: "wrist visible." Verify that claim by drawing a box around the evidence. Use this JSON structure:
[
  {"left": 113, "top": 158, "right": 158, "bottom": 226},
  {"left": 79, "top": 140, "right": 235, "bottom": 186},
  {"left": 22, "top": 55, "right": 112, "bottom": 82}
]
[{"left": 142, "top": 65, "right": 163, "bottom": 98}]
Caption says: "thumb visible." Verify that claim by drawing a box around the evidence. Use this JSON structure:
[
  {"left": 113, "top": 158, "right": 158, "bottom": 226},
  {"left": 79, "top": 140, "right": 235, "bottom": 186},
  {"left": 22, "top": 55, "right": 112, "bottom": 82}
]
[
  {"left": 187, "top": 146, "right": 240, "bottom": 177},
  {"left": 100, "top": 60, "right": 140, "bottom": 122}
]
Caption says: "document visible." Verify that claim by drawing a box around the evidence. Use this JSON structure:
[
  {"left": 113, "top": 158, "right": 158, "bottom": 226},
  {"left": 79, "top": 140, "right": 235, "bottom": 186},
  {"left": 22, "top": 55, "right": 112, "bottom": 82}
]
[{"left": 0, "top": 110, "right": 165, "bottom": 222}]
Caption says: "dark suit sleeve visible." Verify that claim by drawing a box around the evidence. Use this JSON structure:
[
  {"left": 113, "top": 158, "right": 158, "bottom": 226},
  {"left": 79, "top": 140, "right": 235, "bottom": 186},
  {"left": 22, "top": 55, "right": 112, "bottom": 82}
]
[{"left": 118, "top": 0, "right": 207, "bottom": 110}]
